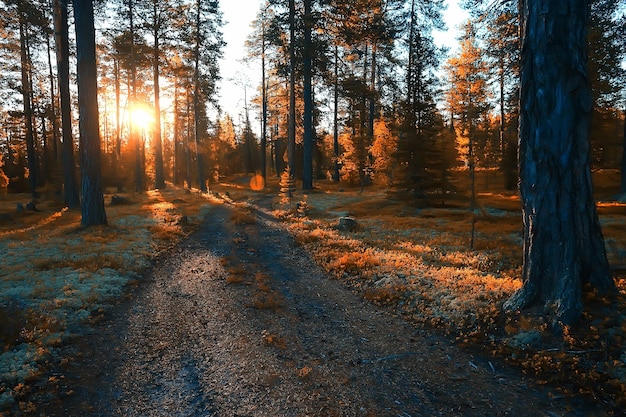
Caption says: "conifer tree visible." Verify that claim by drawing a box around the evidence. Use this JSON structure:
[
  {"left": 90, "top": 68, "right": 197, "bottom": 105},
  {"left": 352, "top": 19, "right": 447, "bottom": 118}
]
[
  {"left": 73, "top": 0, "right": 107, "bottom": 226},
  {"left": 503, "top": 0, "right": 615, "bottom": 325}
]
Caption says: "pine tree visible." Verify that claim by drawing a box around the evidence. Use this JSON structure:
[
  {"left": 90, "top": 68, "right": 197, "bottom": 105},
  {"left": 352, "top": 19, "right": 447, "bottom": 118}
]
[
  {"left": 53, "top": 0, "right": 80, "bottom": 207},
  {"left": 73, "top": 0, "right": 107, "bottom": 226},
  {"left": 503, "top": 0, "right": 615, "bottom": 326}
]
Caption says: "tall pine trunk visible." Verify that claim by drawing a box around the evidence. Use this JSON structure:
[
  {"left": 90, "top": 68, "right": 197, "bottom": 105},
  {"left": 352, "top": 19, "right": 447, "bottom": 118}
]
[
  {"left": 193, "top": 0, "right": 206, "bottom": 193},
  {"left": 333, "top": 44, "right": 340, "bottom": 182},
  {"left": 621, "top": 108, "right": 626, "bottom": 194},
  {"left": 18, "top": 19, "right": 37, "bottom": 198},
  {"left": 152, "top": 3, "right": 165, "bottom": 189},
  {"left": 287, "top": 0, "right": 296, "bottom": 181},
  {"left": 302, "top": 0, "right": 313, "bottom": 190},
  {"left": 128, "top": 0, "right": 143, "bottom": 192},
  {"left": 260, "top": 20, "right": 267, "bottom": 186},
  {"left": 53, "top": 0, "right": 80, "bottom": 207},
  {"left": 45, "top": 32, "right": 60, "bottom": 177},
  {"left": 503, "top": 0, "right": 614, "bottom": 325},
  {"left": 73, "top": 0, "right": 107, "bottom": 227}
]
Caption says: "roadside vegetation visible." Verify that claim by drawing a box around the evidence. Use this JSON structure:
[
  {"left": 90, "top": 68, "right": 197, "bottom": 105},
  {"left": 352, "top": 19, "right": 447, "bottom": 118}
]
[{"left": 0, "top": 169, "right": 625, "bottom": 414}]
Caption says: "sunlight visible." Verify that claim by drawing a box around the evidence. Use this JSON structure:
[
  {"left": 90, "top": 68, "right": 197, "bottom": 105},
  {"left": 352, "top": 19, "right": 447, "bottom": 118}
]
[{"left": 130, "top": 104, "right": 153, "bottom": 132}]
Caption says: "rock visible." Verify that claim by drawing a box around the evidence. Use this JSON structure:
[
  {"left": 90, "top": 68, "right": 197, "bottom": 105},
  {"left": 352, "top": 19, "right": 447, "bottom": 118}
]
[
  {"left": 110, "top": 195, "right": 132, "bottom": 206},
  {"left": 26, "top": 201, "right": 40, "bottom": 211},
  {"left": 505, "top": 330, "right": 542, "bottom": 351},
  {"left": 337, "top": 216, "right": 358, "bottom": 232}
]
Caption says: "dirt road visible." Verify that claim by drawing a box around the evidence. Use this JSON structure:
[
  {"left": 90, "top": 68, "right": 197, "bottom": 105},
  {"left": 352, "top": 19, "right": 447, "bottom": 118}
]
[{"left": 37, "top": 201, "right": 603, "bottom": 416}]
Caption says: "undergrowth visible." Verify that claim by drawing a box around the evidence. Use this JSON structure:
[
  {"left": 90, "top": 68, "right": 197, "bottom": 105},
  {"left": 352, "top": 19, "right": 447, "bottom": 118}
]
[{"left": 277, "top": 183, "right": 626, "bottom": 411}]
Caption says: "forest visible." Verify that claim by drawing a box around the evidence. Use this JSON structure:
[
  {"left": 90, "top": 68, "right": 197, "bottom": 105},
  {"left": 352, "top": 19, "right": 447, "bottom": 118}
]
[
  {"left": 0, "top": 0, "right": 626, "bottom": 414},
  {"left": 0, "top": 0, "right": 624, "bottom": 211}
]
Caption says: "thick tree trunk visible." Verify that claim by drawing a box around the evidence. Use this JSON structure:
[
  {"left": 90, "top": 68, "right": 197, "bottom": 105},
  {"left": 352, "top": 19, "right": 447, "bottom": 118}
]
[
  {"left": 504, "top": 0, "right": 614, "bottom": 325},
  {"left": 302, "top": 0, "right": 313, "bottom": 190},
  {"left": 54, "top": 0, "right": 80, "bottom": 207},
  {"left": 73, "top": 0, "right": 107, "bottom": 227}
]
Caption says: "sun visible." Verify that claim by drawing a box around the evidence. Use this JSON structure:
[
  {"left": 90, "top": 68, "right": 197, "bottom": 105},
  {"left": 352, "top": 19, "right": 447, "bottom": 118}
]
[{"left": 130, "top": 104, "right": 153, "bottom": 131}]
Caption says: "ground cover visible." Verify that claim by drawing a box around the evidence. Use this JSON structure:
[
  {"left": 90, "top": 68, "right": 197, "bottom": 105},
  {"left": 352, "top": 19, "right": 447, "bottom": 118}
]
[
  {"left": 0, "top": 187, "right": 208, "bottom": 413},
  {"left": 0, "top": 168, "right": 625, "bottom": 414},
  {"left": 215, "top": 169, "right": 626, "bottom": 411}
]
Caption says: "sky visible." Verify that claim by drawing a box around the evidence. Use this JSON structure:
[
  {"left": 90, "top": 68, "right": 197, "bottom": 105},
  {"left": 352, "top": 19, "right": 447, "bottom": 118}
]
[{"left": 217, "top": 0, "right": 469, "bottom": 122}]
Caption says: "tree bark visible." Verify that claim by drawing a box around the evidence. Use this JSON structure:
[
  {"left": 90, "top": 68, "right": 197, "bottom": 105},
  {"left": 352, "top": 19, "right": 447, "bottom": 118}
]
[
  {"left": 333, "top": 44, "right": 340, "bottom": 182},
  {"left": 302, "top": 0, "right": 313, "bottom": 190},
  {"left": 54, "top": 0, "right": 80, "bottom": 207},
  {"left": 621, "top": 108, "right": 626, "bottom": 194},
  {"left": 503, "top": 0, "right": 614, "bottom": 326},
  {"left": 193, "top": 0, "right": 206, "bottom": 193},
  {"left": 287, "top": 0, "right": 296, "bottom": 182},
  {"left": 128, "top": 0, "right": 143, "bottom": 193},
  {"left": 73, "top": 0, "right": 107, "bottom": 226},
  {"left": 152, "top": 2, "right": 165, "bottom": 189},
  {"left": 260, "top": 12, "right": 267, "bottom": 186},
  {"left": 45, "top": 32, "right": 60, "bottom": 174},
  {"left": 18, "top": 18, "right": 37, "bottom": 198}
]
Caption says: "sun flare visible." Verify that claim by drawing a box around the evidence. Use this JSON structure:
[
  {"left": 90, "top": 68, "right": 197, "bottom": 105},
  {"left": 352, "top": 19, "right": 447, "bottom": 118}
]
[{"left": 130, "top": 105, "right": 153, "bottom": 131}]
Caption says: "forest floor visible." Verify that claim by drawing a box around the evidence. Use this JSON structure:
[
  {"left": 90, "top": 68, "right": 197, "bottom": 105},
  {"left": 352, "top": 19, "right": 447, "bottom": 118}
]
[{"left": 0, "top": 169, "right": 625, "bottom": 416}]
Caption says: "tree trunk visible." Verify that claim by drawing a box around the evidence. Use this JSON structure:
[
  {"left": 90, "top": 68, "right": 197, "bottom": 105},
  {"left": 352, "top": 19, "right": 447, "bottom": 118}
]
[
  {"left": 152, "top": 4, "right": 165, "bottom": 189},
  {"left": 173, "top": 78, "right": 180, "bottom": 185},
  {"left": 114, "top": 59, "right": 121, "bottom": 158},
  {"left": 54, "top": 0, "right": 80, "bottom": 207},
  {"left": 73, "top": 0, "right": 107, "bottom": 227},
  {"left": 45, "top": 32, "right": 60, "bottom": 175},
  {"left": 193, "top": 0, "right": 206, "bottom": 193},
  {"left": 287, "top": 0, "right": 296, "bottom": 182},
  {"left": 503, "top": 0, "right": 614, "bottom": 326},
  {"left": 302, "top": 0, "right": 313, "bottom": 190},
  {"left": 128, "top": 0, "right": 143, "bottom": 193},
  {"left": 621, "top": 108, "right": 626, "bottom": 194},
  {"left": 185, "top": 90, "right": 192, "bottom": 190},
  {"left": 19, "top": 19, "right": 37, "bottom": 198},
  {"left": 260, "top": 18, "right": 267, "bottom": 186},
  {"left": 333, "top": 44, "right": 340, "bottom": 182}
]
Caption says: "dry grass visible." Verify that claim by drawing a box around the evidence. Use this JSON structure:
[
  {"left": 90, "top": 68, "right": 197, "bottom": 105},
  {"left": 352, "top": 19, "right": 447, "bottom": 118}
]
[
  {"left": 0, "top": 185, "right": 210, "bottom": 411},
  {"left": 268, "top": 171, "right": 626, "bottom": 408},
  {"left": 231, "top": 209, "right": 257, "bottom": 225}
]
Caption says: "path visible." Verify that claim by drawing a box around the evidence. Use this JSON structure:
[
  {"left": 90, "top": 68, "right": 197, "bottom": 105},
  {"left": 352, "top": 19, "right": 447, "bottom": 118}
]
[{"left": 38, "top": 200, "right": 601, "bottom": 416}]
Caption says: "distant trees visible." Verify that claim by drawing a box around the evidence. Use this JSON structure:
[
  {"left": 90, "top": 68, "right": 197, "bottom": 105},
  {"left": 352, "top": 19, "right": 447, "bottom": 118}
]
[
  {"left": 0, "top": 0, "right": 622, "bottom": 234},
  {"left": 247, "top": 0, "right": 448, "bottom": 198}
]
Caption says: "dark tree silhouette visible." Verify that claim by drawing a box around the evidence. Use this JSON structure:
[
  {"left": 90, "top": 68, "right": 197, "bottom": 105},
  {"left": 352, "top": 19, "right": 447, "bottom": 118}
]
[
  {"left": 53, "top": 0, "right": 80, "bottom": 208},
  {"left": 503, "top": 0, "right": 615, "bottom": 325},
  {"left": 73, "top": 0, "right": 107, "bottom": 226},
  {"left": 302, "top": 0, "right": 313, "bottom": 190}
]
